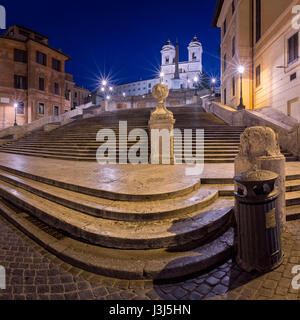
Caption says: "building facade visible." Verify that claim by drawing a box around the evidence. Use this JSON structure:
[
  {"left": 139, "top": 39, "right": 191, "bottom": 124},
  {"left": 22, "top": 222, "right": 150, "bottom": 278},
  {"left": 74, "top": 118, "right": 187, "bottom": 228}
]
[
  {"left": 72, "top": 86, "right": 91, "bottom": 109},
  {"left": 213, "top": 0, "right": 300, "bottom": 121},
  {"left": 113, "top": 37, "right": 203, "bottom": 97},
  {"left": 0, "top": 25, "right": 90, "bottom": 129}
]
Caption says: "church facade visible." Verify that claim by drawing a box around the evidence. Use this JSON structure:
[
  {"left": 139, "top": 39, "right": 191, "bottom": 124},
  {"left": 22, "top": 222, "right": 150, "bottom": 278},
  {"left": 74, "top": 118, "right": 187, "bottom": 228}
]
[{"left": 113, "top": 37, "right": 203, "bottom": 97}]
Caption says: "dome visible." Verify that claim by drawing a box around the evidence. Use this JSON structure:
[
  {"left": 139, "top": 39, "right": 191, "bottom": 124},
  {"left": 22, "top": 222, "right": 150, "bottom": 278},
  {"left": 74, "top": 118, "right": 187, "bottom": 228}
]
[
  {"left": 162, "top": 39, "right": 175, "bottom": 51},
  {"left": 189, "top": 36, "right": 202, "bottom": 47}
]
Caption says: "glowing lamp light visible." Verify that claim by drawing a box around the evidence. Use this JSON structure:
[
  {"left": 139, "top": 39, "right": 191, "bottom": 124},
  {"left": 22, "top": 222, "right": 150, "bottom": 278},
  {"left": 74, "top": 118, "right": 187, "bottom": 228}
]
[
  {"left": 238, "top": 65, "right": 245, "bottom": 74},
  {"left": 211, "top": 78, "right": 216, "bottom": 84},
  {"left": 14, "top": 103, "right": 18, "bottom": 108},
  {"left": 106, "top": 95, "right": 111, "bottom": 100},
  {"left": 122, "top": 92, "right": 126, "bottom": 97},
  {"left": 102, "top": 80, "right": 107, "bottom": 86},
  {"left": 193, "top": 76, "right": 199, "bottom": 82},
  {"left": 160, "top": 72, "right": 164, "bottom": 77},
  {"left": 109, "top": 87, "right": 113, "bottom": 91}
]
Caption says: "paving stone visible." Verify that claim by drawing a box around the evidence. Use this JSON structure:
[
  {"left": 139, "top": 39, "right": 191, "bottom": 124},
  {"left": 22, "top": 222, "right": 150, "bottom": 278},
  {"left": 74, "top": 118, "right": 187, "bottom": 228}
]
[
  {"left": 172, "top": 288, "right": 188, "bottom": 299},
  {"left": 205, "top": 276, "right": 220, "bottom": 286},
  {"left": 262, "top": 280, "right": 278, "bottom": 290},
  {"left": 212, "top": 284, "right": 228, "bottom": 295},
  {"left": 188, "top": 292, "right": 203, "bottom": 300},
  {"left": 196, "top": 284, "right": 211, "bottom": 296}
]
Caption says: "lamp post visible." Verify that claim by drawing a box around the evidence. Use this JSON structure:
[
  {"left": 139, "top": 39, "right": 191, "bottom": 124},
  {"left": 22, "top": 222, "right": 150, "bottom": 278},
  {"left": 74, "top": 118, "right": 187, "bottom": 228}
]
[
  {"left": 100, "top": 79, "right": 113, "bottom": 101},
  {"left": 160, "top": 72, "right": 164, "bottom": 84},
  {"left": 193, "top": 76, "right": 199, "bottom": 96},
  {"left": 237, "top": 65, "right": 245, "bottom": 110},
  {"left": 211, "top": 78, "right": 216, "bottom": 95},
  {"left": 13, "top": 103, "right": 18, "bottom": 126}
]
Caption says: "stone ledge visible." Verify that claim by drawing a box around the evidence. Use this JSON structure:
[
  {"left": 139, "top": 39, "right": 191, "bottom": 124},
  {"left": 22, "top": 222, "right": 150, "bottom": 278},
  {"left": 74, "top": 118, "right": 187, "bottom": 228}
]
[{"left": 0, "top": 199, "right": 234, "bottom": 280}]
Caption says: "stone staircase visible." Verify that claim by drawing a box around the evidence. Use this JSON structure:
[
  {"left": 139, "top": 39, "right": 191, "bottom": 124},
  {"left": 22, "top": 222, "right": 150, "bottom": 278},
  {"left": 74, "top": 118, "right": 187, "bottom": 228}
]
[
  {"left": 286, "top": 175, "right": 300, "bottom": 221},
  {"left": 0, "top": 163, "right": 235, "bottom": 280},
  {"left": 0, "top": 106, "right": 297, "bottom": 163}
]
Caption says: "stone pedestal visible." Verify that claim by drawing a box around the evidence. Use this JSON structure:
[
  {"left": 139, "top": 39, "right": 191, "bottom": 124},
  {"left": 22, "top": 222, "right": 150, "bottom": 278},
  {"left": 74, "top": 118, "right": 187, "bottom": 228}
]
[
  {"left": 149, "top": 84, "right": 175, "bottom": 165},
  {"left": 235, "top": 126, "right": 286, "bottom": 231}
]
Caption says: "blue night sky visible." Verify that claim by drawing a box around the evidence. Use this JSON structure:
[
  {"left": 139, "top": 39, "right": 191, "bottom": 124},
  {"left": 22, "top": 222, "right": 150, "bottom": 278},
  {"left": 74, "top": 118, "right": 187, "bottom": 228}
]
[{"left": 1, "top": 0, "right": 220, "bottom": 91}]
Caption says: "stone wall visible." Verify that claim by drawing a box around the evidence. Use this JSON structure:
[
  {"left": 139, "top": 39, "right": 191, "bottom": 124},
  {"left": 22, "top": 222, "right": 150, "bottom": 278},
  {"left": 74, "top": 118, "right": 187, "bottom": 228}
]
[
  {"left": 202, "top": 97, "right": 300, "bottom": 157},
  {"left": 102, "top": 89, "right": 210, "bottom": 112}
]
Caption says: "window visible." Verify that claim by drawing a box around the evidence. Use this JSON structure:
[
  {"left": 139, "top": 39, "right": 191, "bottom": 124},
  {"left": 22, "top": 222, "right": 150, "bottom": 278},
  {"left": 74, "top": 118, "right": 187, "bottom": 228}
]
[
  {"left": 232, "top": 37, "right": 236, "bottom": 57},
  {"left": 14, "top": 75, "right": 27, "bottom": 89},
  {"left": 65, "top": 89, "right": 70, "bottom": 101},
  {"left": 223, "top": 19, "right": 227, "bottom": 36},
  {"left": 36, "top": 51, "right": 47, "bottom": 66},
  {"left": 165, "top": 57, "right": 169, "bottom": 64},
  {"left": 223, "top": 54, "right": 227, "bottom": 72},
  {"left": 256, "top": 0, "right": 261, "bottom": 42},
  {"left": 52, "top": 58, "right": 61, "bottom": 72},
  {"left": 232, "top": 1, "right": 235, "bottom": 14},
  {"left": 17, "top": 102, "right": 25, "bottom": 115},
  {"left": 39, "top": 77, "right": 45, "bottom": 91},
  {"left": 38, "top": 103, "right": 45, "bottom": 115},
  {"left": 192, "top": 52, "right": 197, "bottom": 61},
  {"left": 232, "top": 77, "right": 236, "bottom": 96},
  {"left": 14, "top": 49, "right": 27, "bottom": 63},
  {"left": 54, "top": 106, "right": 59, "bottom": 116},
  {"left": 224, "top": 88, "right": 227, "bottom": 105},
  {"left": 74, "top": 92, "right": 78, "bottom": 98},
  {"left": 288, "top": 33, "right": 299, "bottom": 65},
  {"left": 54, "top": 83, "right": 59, "bottom": 95},
  {"left": 256, "top": 65, "right": 261, "bottom": 87},
  {"left": 291, "top": 73, "right": 297, "bottom": 81}
]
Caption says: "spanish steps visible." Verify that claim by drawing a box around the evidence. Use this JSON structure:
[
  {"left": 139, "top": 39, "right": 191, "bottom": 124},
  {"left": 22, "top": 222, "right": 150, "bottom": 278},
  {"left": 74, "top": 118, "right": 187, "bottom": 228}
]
[
  {"left": 0, "top": 106, "right": 296, "bottom": 163},
  {"left": 0, "top": 104, "right": 299, "bottom": 281}
]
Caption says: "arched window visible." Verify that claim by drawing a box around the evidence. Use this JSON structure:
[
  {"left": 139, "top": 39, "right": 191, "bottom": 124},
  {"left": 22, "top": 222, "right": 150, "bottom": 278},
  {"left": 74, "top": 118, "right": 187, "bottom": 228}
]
[
  {"left": 192, "top": 52, "right": 197, "bottom": 61},
  {"left": 165, "top": 56, "right": 169, "bottom": 64}
]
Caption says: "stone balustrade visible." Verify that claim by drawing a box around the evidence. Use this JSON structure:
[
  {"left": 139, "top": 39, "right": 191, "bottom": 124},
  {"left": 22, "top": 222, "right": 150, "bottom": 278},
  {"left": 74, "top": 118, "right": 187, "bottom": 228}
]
[
  {"left": 201, "top": 97, "right": 300, "bottom": 158},
  {"left": 0, "top": 102, "right": 95, "bottom": 142}
]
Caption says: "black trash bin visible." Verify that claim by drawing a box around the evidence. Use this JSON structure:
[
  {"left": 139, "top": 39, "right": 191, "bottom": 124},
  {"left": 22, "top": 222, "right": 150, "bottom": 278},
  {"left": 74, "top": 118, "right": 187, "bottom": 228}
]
[{"left": 234, "top": 169, "right": 283, "bottom": 273}]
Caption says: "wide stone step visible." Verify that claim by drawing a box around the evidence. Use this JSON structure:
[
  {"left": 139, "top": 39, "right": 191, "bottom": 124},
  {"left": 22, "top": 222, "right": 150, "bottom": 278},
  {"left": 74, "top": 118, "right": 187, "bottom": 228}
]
[
  {"left": 2, "top": 145, "right": 240, "bottom": 155},
  {"left": 286, "top": 191, "right": 300, "bottom": 206},
  {"left": 0, "top": 199, "right": 234, "bottom": 280},
  {"left": 0, "top": 148, "right": 238, "bottom": 161},
  {"left": 0, "top": 168, "right": 224, "bottom": 221},
  {"left": 0, "top": 179, "right": 233, "bottom": 250},
  {"left": 286, "top": 205, "right": 300, "bottom": 221}
]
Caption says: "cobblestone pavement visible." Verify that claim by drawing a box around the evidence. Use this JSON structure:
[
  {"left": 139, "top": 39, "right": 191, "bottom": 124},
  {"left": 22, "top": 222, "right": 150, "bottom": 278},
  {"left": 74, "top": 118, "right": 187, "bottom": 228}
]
[{"left": 0, "top": 214, "right": 300, "bottom": 300}]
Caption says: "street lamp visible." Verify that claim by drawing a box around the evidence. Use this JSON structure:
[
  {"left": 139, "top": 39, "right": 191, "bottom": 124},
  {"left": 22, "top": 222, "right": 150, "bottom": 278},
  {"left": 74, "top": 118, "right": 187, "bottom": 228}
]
[
  {"left": 13, "top": 103, "right": 18, "bottom": 126},
  {"left": 211, "top": 78, "right": 216, "bottom": 95},
  {"left": 237, "top": 65, "right": 245, "bottom": 110},
  {"left": 193, "top": 76, "right": 199, "bottom": 96},
  {"left": 160, "top": 72, "right": 164, "bottom": 83},
  {"left": 99, "top": 79, "right": 114, "bottom": 102}
]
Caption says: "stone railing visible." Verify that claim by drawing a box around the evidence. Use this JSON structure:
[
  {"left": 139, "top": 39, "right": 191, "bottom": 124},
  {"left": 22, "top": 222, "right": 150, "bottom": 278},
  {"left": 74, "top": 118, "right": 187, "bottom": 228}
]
[
  {"left": 201, "top": 97, "right": 300, "bottom": 157},
  {"left": 0, "top": 102, "right": 95, "bottom": 142}
]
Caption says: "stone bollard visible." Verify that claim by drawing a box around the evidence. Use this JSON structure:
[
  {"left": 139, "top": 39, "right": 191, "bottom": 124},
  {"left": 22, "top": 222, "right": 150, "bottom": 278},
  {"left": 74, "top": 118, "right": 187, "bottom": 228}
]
[
  {"left": 235, "top": 126, "right": 286, "bottom": 231},
  {"left": 149, "top": 84, "right": 175, "bottom": 165}
]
